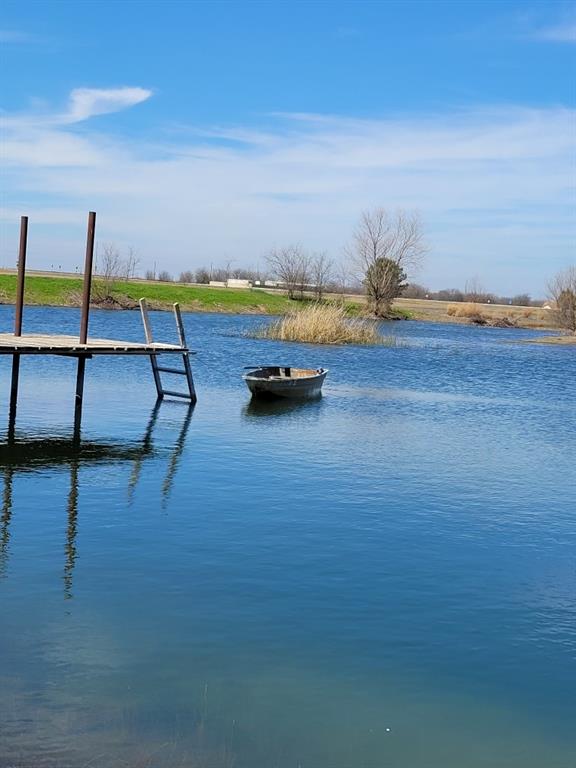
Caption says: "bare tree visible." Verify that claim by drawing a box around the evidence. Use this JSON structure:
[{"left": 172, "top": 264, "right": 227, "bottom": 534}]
[
  {"left": 195, "top": 267, "right": 210, "bottom": 284},
  {"left": 265, "top": 245, "right": 312, "bottom": 300},
  {"left": 94, "top": 244, "right": 130, "bottom": 302},
  {"left": 333, "top": 262, "right": 351, "bottom": 301},
  {"left": 310, "top": 252, "right": 333, "bottom": 301},
  {"left": 549, "top": 266, "right": 576, "bottom": 333},
  {"left": 510, "top": 293, "right": 532, "bottom": 307},
  {"left": 179, "top": 270, "right": 194, "bottom": 283},
  {"left": 157, "top": 270, "right": 173, "bottom": 282},
  {"left": 435, "top": 288, "right": 464, "bottom": 302},
  {"left": 348, "top": 208, "right": 426, "bottom": 316},
  {"left": 145, "top": 269, "right": 156, "bottom": 281},
  {"left": 402, "top": 283, "right": 430, "bottom": 299},
  {"left": 125, "top": 247, "right": 140, "bottom": 279},
  {"left": 210, "top": 267, "right": 229, "bottom": 282},
  {"left": 464, "top": 277, "right": 493, "bottom": 304}
]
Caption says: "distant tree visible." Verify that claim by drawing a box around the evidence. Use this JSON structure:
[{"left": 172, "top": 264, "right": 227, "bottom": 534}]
[
  {"left": 194, "top": 267, "right": 210, "bottom": 284},
  {"left": 210, "top": 267, "right": 228, "bottom": 282},
  {"left": 435, "top": 288, "right": 464, "bottom": 302},
  {"left": 332, "top": 262, "right": 352, "bottom": 300},
  {"left": 144, "top": 269, "right": 156, "bottom": 281},
  {"left": 179, "top": 270, "right": 194, "bottom": 283},
  {"left": 510, "top": 293, "right": 532, "bottom": 307},
  {"left": 265, "top": 245, "right": 311, "bottom": 300},
  {"left": 125, "top": 247, "right": 140, "bottom": 279},
  {"left": 402, "top": 282, "right": 430, "bottom": 299},
  {"left": 93, "top": 243, "right": 140, "bottom": 302},
  {"left": 348, "top": 208, "right": 426, "bottom": 316},
  {"left": 549, "top": 266, "right": 576, "bottom": 333},
  {"left": 157, "top": 270, "right": 173, "bottom": 282},
  {"left": 464, "top": 277, "right": 493, "bottom": 304},
  {"left": 310, "top": 252, "right": 333, "bottom": 301}
]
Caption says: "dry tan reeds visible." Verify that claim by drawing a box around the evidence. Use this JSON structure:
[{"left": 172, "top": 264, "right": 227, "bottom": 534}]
[
  {"left": 255, "top": 303, "right": 394, "bottom": 345},
  {"left": 446, "top": 302, "right": 485, "bottom": 319}
]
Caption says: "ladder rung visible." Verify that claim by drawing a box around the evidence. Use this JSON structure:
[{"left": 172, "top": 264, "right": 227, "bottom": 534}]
[
  {"left": 156, "top": 366, "right": 187, "bottom": 375},
  {"left": 161, "top": 389, "right": 193, "bottom": 399}
]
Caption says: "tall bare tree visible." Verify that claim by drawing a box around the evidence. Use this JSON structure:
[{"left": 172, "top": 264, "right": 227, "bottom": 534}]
[
  {"left": 349, "top": 208, "right": 426, "bottom": 316},
  {"left": 94, "top": 243, "right": 139, "bottom": 302},
  {"left": 310, "top": 252, "right": 333, "bottom": 301},
  {"left": 464, "top": 277, "right": 493, "bottom": 303},
  {"left": 265, "top": 245, "right": 311, "bottom": 300},
  {"left": 333, "top": 262, "right": 353, "bottom": 302},
  {"left": 549, "top": 266, "right": 576, "bottom": 333}
]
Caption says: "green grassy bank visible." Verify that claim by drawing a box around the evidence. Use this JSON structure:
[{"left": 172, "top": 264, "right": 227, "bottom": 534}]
[{"left": 0, "top": 274, "right": 295, "bottom": 314}]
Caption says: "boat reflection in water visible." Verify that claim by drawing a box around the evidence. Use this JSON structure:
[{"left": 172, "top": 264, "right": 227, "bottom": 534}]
[
  {"left": 0, "top": 402, "right": 194, "bottom": 598},
  {"left": 242, "top": 392, "right": 324, "bottom": 420}
]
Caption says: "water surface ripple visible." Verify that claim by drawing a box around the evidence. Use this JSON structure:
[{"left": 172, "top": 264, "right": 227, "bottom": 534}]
[{"left": 0, "top": 306, "right": 575, "bottom": 767}]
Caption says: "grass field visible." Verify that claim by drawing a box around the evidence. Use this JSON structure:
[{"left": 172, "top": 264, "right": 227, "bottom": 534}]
[
  {"left": 0, "top": 272, "right": 561, "bottom": 333},
  {"left": 392, "top": 297, "right": 555, "bottom": 329},
  {"left": 0, "top": 273, "right": 294, "bottom": 314}
]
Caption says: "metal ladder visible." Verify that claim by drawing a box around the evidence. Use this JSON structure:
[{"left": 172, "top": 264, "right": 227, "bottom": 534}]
[{"left": 139, "top": 299, "right": 197, "bottom": 403}]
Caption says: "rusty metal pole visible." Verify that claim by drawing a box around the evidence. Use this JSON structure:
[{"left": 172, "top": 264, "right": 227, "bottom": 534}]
[
  {"left": 74, "top": 211, "right": 96, "bottom": 434},
  {"left": 13, "top": 216, "right": 28, "bottom": 336},
  {"left": 9, "top": 216, "right": 29, "bottom": 414},
  {"left": 79, "top": 211, "right": 96, "bottom": 344}
]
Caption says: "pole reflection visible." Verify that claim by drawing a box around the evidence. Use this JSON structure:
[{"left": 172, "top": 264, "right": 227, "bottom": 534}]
[{"left": 0, "top": 401, "right": 194, "bottom": 597}]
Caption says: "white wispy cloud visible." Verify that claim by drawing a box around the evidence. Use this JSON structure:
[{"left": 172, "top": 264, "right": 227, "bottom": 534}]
[
  {"left": 0, "top": 87, "right": 153, "bottom": 168},
  {"left": 0, "top": 29, "right": 32, "bottom": 43},
  {"left": 1, "top": 86, "right": 153, "bottom": 132},
  {"left": 61, "top": 87, "right": 153, "bottom": 124},
  {"left": 534, "top": 21, "right": 576, "bottom": 42},
  {"left": 0, "top": 89, "right": 574, "bottom": 293}
]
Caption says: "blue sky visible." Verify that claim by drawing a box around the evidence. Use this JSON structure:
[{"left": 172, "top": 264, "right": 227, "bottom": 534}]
[{"left": 1, "top": 0, "right": 574, "bottom": 294}]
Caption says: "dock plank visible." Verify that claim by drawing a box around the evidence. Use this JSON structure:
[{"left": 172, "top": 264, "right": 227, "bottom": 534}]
[{"left": 0, "top": 333, "right": 188, "bottom": 355}]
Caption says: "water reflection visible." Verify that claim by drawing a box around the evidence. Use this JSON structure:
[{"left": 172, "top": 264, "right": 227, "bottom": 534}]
[
  {"left": 0, "top": 402, "right": 194, "bottom": 596},
  {"left": 0, "top": 464, "right": 12, "bottom": 578},
  {"left": 242, "top": 394, "right": 324, "bottom": 419},
  {"left": 64, "top": 459, "right": 79, "bottom": 600}
]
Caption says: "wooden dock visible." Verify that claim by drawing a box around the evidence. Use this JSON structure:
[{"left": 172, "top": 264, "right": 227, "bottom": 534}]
[
  {"left": 0, "top": 333, "right": 188, "bottom": 356},
  {"left": 3, "top": 212, "right": 197, "bottom": 437}
]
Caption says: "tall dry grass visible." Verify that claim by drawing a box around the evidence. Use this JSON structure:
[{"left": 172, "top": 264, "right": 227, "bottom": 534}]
[
  {"left": 446, "top": 302, "right": 486, "bottom": 320},
  {"left": 255, "top": 303, "right": 395, "bottom": 345}
]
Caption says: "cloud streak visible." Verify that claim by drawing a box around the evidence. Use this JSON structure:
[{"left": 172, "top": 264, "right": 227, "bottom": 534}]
[
  {"left": 0, "top": 89, "right": 574, "bottom": 294},
  {"left": 62, "top": 87, "right": 153, "bottom": 124},
  {"left": 0, "top": 29, "right": 32, "bottom": 43},
  {"left": 534, "top": 21, "right": 576, "bottom": 43}
]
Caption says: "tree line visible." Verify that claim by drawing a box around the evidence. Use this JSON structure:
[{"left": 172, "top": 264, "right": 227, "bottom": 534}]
[
  {"left": 143, "top": 207, "right": 427, "bottom": 315},
  {"left": 93, "top": 207, "right": 575, "bottom": 333}
]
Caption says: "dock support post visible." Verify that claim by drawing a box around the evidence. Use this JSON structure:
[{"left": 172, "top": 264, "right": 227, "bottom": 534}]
[
  {"left": 9, "top": 215, "right": 29, "bottom": 421},
  {"left": 73, "top": 357, "right": 86, "bottom": 443},
  {"left": 74, "top": 211, "right": 96, "bottom": 434}
]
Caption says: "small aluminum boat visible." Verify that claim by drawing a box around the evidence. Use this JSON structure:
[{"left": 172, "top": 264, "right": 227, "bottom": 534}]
[{"left": 243, "top": 367, "right": 328, "bottom": 399}]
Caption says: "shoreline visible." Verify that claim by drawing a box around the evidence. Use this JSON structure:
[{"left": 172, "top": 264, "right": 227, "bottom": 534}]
[
  {"left": 0, "top": 272, "right": 562, "bottom": 333},
  {"left": 517, "top": 335, "right": 576, "bottom": 345}
]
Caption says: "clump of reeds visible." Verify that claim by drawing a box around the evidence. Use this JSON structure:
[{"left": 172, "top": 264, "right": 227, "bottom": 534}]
[
  {"left": 254, "top": 303, "right": 395, "bottom": 345},
  {"left": 446, "top": 302, "right": 487, "bottom": 324}
]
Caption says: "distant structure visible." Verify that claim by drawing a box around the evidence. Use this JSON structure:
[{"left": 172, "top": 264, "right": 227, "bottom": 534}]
[{"left": 209, "top": 278, "right": 253, "bottom": 289}]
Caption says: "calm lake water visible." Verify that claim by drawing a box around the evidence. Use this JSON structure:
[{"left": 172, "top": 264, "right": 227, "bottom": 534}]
[{"left": 0, "top": 305, "right": 575, "bottom": 768}]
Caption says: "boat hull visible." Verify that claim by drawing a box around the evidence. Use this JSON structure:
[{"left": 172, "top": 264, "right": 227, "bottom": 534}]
[{"left": 243, "top": 367, "right": 328, "bottom": 399}]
